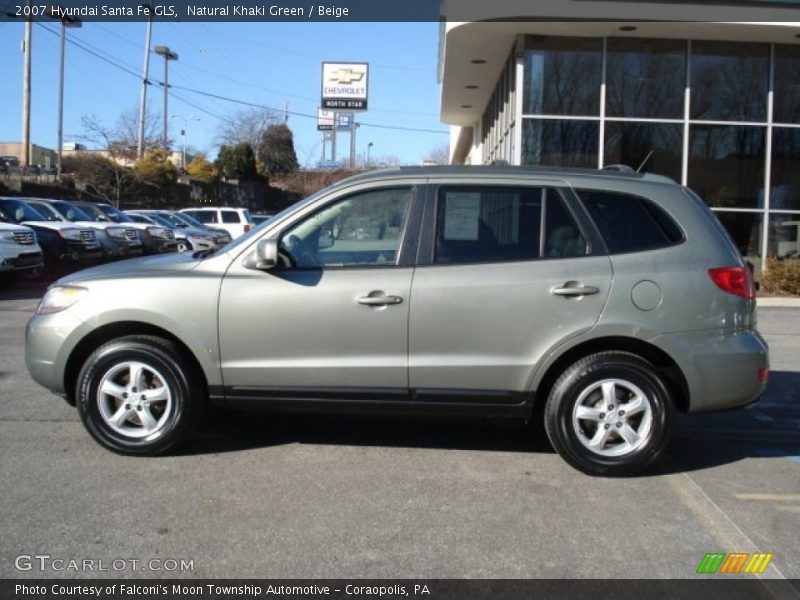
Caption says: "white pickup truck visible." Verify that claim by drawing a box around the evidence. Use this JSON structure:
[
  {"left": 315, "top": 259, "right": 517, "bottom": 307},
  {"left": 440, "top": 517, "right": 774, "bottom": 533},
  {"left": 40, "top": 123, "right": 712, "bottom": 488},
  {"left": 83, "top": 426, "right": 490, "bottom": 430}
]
[{"left": 0, "top": 222, "right": 44, "bottom": 280}]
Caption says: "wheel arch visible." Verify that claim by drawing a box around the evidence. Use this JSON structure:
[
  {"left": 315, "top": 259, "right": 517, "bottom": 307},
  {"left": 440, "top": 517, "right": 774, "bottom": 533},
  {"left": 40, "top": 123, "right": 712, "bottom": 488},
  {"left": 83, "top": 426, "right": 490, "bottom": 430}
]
[
  {"left": 532, "top": 336, "right": 690, "bottom": 416},
  {"left": 63, "top": 321, "right": 208, "bottom": 406}
]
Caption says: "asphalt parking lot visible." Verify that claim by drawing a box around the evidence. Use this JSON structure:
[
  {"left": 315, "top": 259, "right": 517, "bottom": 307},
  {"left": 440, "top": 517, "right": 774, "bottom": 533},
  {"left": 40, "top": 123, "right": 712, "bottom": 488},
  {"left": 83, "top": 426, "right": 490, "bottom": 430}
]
[{"left": 0, "top": 283, "right": 798, "bottom": 585}]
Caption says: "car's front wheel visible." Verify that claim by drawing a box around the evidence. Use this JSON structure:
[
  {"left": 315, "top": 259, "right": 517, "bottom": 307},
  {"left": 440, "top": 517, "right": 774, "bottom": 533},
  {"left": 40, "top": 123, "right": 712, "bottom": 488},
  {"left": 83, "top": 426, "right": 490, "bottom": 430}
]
[
  {"left": 544, "top": 351, "right": 674, "bottom": 476},
  {"left": 76, "top": 335, "right": 204, "bottom": 455},
  {"left": 176, "top": 240, "right": 192, "bottom": 253}
]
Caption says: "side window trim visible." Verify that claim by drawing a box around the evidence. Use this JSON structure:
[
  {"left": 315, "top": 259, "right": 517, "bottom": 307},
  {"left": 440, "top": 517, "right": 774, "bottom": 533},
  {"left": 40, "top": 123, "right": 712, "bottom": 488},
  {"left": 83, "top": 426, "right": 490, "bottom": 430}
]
[{"left": 276, "top": 184, "right": 423, "bottom": 271}]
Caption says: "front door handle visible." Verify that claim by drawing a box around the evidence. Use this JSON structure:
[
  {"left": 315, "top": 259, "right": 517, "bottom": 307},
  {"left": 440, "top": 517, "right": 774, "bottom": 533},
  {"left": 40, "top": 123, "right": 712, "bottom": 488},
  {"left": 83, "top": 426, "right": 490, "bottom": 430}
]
[
  {"left": 551, "top": 283, "right": 600, "bottom": 297},
  {"left": 358, "top": 292, "right": 404, "bottom": 306}
]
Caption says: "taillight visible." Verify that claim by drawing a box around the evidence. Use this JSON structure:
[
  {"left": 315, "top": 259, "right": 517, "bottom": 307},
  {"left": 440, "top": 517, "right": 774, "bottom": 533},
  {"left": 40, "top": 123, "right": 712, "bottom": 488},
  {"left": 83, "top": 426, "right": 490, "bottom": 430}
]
[
  {"left": 708, "top": 267, "right": 756, "bottom": 300},
  {"left": 244, "top": 224, "right": 251, "bottom": 232}
]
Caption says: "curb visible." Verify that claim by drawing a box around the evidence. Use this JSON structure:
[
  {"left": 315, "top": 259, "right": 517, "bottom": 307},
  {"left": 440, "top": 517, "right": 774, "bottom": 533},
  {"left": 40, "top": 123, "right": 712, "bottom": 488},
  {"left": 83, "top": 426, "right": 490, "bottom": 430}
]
[{"left": 757, "top": 297, "right": 800, "bottom": 308}]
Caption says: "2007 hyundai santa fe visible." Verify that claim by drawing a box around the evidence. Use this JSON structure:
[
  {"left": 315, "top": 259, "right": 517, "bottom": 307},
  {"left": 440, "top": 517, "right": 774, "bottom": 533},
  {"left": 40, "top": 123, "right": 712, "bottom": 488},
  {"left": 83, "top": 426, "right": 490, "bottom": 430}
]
[{"left": 25, "top": 166, "right": 769, "bottom": 476}]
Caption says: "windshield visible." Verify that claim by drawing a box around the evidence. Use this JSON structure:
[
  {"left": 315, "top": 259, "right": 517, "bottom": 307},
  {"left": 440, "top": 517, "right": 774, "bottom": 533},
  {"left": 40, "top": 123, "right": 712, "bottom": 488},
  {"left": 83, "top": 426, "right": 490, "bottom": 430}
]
[
  {"left": 175, "top": 212, "right": 204, "bottom": 228},
  {"left": 50, "top": 200, "right": 94, "bottom": 222},
  {"left": 160, "top": 212, "right": 192, "bottom": 228},
  {"left": 147, "top": 213, "right": 176, "bottom": 229},
  {"left": 29, "top": 202, "right": 65, "bottom": 221},
  {"left": 0, "top": 199, "right": 53, "bottom": 223},
  {"left": 97, "top": 203, "right": 135, "bottom": 223},
  {"left": 77, "top": 203, "right": 110, "bottom": 221}
]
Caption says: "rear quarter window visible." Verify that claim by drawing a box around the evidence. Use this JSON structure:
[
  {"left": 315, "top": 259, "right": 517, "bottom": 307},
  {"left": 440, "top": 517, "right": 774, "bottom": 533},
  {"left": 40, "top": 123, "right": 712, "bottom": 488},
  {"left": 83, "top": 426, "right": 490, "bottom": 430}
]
[
  {"left": 577, "top": 189, "right": 684, "bottom": 254},
  {"left": 221, "top": 210, "right": 241, "bottom": 223}
]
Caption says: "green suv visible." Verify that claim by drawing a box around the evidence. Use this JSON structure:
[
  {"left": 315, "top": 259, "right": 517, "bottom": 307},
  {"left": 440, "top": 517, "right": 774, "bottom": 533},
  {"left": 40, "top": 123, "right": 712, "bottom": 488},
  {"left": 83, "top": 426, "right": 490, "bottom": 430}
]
[{"left": 25, "top": 167, "right": 768, "bottom": 476}]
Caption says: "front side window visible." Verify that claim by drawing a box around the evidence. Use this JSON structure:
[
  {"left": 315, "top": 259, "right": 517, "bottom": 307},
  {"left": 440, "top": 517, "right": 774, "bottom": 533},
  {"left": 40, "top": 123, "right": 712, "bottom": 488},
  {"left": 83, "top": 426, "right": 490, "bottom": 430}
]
[
  {"left": 279, "top": 187, "right": 413, "bottom": 268},
  {"left": 434, "top": 187, "right": 586, "bottom": 265},
  {"left": 188, "top": 211, "right": 217, "bottom": 224}
]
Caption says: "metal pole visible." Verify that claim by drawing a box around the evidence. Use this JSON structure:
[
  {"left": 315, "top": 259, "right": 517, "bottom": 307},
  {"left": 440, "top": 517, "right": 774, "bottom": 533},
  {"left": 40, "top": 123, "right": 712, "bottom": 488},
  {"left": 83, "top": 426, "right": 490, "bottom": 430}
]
[
  {"left": 56, "top": 21, "right": 66, "bottom": 177},
  {"left": 349, "top": 116, "right": 357, "bottom": 169},
  {"left": 21, "top": 3, "right": 32, "bottom": 168},
  {"left": 137, "top": 14, "right": 153, "bottom": 159},
  {"left": 182, "top": 123, "right": 187, "bottom": 169},
  {"left": 163, "top": 55, "right": 169, "bottom": 147},
  {"left": 367, "top": 142, "right": 372, "bottom": 168},
  {"left": 331, "top": 117, "right": 337, "bottom": 165}
]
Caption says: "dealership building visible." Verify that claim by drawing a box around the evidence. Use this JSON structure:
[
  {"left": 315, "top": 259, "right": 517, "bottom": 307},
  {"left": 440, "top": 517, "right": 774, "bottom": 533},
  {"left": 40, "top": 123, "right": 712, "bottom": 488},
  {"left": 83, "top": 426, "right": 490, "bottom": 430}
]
[{"left": 439, "top": 3, "right": 800, "bottom": 273}]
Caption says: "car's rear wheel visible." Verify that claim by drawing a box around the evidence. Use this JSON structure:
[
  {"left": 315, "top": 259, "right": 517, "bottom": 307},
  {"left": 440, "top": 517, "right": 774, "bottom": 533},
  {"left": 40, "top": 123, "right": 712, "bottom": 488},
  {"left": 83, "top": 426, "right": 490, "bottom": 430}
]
[
  {"left": 544, "top": 351, "right": 674, "bottom": 476},
  {"left": 76, "top": 335, "right": 203, "bottom": 455}
]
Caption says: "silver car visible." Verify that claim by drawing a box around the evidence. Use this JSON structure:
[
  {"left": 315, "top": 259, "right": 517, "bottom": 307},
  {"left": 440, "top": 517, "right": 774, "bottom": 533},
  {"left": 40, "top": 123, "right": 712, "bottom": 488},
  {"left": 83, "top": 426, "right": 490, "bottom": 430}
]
[{"left": 25, "top": 167, "right": 768, "bottom": 476}]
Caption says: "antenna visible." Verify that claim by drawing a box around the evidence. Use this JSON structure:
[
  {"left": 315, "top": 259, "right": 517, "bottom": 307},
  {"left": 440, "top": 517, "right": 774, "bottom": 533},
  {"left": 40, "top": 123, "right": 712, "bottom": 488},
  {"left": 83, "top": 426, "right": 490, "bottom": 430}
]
[{"left": 636, "top": 150, "right": 654, "bottom": 173}]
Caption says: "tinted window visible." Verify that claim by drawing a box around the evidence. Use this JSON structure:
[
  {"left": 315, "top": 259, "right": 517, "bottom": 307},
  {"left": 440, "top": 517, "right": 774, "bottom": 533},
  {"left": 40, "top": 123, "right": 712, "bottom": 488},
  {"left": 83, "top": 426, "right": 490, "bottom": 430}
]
[
  {"left": 221, "top": 210, "right": 241, "bottom": 223},
  {"left": 280, "top": 188, "right": 413, "bottom": 268},
  {"left": 523, "top": 36, "right": 601, "bottom": 116},
  {"left": 606, "top": 38, "right": 686, "bottom": 119},
  {"left": 603, "top": 122, "right": 683, "bottom": 182},
  {"left": 128, "top": 214, "right": 149, "bottom": 224},
  {"left": 187, "top": 211, "right": 217, "bottom": 224},
  {"left": 0, "top": 200, "right": 50, "bottom": 223},
  {"left": 578, "top": 189, "right": 684, "bottom": 254},
  {"left": 435, "top": 187, "right": 586, "bottom": 265},
  {"left": 774, "top": 45, "right": 800, "bottom": 124},
  {"left": 522, "top": 120, "right": 599, "bottom": 168},
  {"left": 97, "top": 204, "right": 134, "bottom": 223},
  {"left": 51, "top": 201, "right": 93, "bottom": 222}
]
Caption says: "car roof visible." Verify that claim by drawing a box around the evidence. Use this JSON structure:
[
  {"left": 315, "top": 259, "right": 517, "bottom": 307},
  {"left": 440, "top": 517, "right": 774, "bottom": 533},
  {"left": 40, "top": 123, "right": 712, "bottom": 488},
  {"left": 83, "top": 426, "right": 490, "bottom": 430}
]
[{"left": 333, "top": 165, "right": 676, "bottom": 187}]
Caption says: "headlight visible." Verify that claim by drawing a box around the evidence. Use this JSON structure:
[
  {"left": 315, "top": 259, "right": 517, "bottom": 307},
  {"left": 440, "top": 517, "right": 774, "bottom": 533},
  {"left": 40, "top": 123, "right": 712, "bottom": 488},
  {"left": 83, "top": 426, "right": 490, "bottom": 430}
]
[
  {"left": 106, "top": 227, "right": 127, "bottom": 239},
  {"left": 146, "top": 226, "right": 167, "bottom": 239},
  {"left": 35, "top": 286, "right": 88, "bottom": 315},
  {"left": 58, "top": 228, "right": 82, "bottom": 241}
]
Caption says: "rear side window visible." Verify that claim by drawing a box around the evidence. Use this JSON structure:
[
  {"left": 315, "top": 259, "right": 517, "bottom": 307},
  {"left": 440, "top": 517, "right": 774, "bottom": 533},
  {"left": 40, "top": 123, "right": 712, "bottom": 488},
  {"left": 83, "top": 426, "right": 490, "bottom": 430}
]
[
  {"left": 434, "top": 187, "right": 586, "bottom": 265},
  {"left": 188, "top": 211, "right": 217, "bottom": 224},
  {"left": 577, "top": 189, "right": 684, "bottom": 254},
  {"left": 221, "top": 210, "right": 240, "bottom": 223}
]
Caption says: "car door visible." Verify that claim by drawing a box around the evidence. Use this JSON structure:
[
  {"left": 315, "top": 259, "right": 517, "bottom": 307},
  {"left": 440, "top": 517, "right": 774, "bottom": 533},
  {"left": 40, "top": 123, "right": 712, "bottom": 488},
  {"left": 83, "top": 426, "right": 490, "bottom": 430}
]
[
  {"left": 408, "top": 182, "right": 612, "bottom": 402},
  {"left": 218, "top": 184, "right": 422, "bottom": 401}
]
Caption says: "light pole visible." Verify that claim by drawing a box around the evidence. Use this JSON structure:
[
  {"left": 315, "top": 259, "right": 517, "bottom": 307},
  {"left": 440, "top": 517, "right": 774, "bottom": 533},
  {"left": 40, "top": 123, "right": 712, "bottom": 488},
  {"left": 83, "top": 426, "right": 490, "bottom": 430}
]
[
  {"left": 136, "top": 7, "right": 153, "bottom": 159},
  {"left": 171, "top": 114, "right": 199, "bottom": 170},
  {"left": 21, "top": 0, "right": 32, "bottom": 169},
  {"left": 367, "top": 142, "right": 373, "bottom": 168},
  {"left": 56, "top": 15, "right": 81, "bottom": 178},
  {"left": 154, "top": 45, "right": 178, "bottom": 149}
]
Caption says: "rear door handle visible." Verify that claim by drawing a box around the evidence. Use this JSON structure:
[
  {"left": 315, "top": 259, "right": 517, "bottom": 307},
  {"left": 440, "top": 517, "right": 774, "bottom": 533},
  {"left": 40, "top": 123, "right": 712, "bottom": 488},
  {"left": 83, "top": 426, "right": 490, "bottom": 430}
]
[
  {"left": 551, "top": 284, "right": 600, "bottom": 297},
  {"left": 358, "top": 293, "right": 404, "bottom": 306}
]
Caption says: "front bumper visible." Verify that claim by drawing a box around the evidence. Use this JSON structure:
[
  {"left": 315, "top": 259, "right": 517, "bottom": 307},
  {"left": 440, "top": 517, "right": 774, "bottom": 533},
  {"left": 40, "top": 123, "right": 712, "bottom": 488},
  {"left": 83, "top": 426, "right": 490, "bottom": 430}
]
[
  {"left": 0, "top": 251, "right": 44, "bottom": 271},
  {"left": 650, "top": 328, "right": 769, "bottom": 413},
  {"left": 60, "top": 242, "right": 103, "bottom": 263}
]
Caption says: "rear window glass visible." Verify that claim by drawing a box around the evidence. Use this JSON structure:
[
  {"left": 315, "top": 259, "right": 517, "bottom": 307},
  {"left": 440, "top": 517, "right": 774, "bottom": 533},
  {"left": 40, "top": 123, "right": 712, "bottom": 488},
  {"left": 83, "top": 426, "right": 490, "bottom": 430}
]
[
  {"left": 221, "top": 210, "right": 240, "bottom": 223},
  {"left": 577, "top": 189, "right": 684, "bottom": 254}
]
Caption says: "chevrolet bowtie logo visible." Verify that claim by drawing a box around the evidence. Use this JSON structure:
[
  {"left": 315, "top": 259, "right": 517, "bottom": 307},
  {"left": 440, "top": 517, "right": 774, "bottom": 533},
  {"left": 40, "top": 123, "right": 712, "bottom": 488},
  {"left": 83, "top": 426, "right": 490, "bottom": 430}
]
[{"left": 329, "top": 68, "right": 365, "bottom": 85}]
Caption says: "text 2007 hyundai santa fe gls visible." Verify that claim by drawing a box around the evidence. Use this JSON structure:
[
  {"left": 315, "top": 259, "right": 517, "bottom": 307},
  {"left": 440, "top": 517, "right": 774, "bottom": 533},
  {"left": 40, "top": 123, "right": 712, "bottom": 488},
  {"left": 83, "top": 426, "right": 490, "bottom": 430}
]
[{"left": 25, "top": 166, "right": 769, "bottom": 476}]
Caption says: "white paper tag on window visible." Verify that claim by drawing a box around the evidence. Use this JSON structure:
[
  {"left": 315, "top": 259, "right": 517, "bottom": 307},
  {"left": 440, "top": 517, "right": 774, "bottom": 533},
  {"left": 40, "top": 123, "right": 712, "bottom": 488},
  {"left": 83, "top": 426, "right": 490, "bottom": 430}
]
[{"left": 444, "top": 193, "right": 481, "bottom": 241}]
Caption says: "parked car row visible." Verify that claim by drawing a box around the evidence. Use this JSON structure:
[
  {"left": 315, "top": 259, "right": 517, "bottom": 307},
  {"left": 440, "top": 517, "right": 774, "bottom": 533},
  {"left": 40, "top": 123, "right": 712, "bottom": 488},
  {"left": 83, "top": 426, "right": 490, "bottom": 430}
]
[{"left": 0, "top": 197, "right": 241, "bottom": 283}]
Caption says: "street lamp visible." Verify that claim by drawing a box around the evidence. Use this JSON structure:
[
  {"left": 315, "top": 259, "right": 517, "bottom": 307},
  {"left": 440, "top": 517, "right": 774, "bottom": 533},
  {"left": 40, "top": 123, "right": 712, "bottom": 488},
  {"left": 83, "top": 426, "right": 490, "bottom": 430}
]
[
  {"left": 367, "top": 142, "right": 373, "bottom": 168},
  {"left": 171, "top": 114, "right": 199, "bottom": 170},
  {"left": 56, "top": 15, "right": 81, "bottom": 177},
  {"left": 154, "top": 45, "right": 178, "bottom": 148}
]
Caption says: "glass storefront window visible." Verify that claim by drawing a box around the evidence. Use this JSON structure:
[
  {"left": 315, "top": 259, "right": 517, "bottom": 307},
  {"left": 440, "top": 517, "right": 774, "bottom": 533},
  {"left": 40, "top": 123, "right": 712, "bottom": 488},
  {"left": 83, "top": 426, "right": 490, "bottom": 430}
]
[
  {"left": 771, "top": 128, "right": 800, "bottom": 212},
  {"left": 768, "top": 212, "right": 800, "bottom": 260},
  {"left": 774, "top": 45, "right": 800, "bottom": 124},
  {"left": 713, "top": 211, "right": 763, "bottom": 270},
  {"left": 606, "top": 38, "right": 686, "bottom": 119},
  {"left": 521, "top": 120, "right": 599, "bottom": 168},
  {"left": 523, "top": 37, "right": 602, "bottom": 116},
  {"left": 690, "top": 41, "right": 768, "bottom": 122},
  {"left": 688, "top": 124, "right": 766, "bottom": 209},
  {"left": 604, "top": 121, "right": 683, "bottom": 181}
]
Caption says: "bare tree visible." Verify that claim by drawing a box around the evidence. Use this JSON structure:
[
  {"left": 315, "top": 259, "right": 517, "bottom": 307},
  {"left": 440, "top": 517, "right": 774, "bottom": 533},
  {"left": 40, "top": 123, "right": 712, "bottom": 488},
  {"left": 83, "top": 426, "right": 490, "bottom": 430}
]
[
  {"left": 78, "top": 107, "right": 163, "bottom": 161},
  {"left": 216, "top": 107, "right": 280, "bottom": 160},
  {"left": 423, "top": 143, "right": 450, "bottom": 165}
]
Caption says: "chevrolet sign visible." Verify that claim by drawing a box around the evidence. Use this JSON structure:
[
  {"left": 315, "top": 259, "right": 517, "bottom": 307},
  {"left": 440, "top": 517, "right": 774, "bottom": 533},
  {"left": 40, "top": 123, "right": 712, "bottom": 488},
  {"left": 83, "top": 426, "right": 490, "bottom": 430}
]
[{"left": 322, "top": 62, "right": 369, "bottom": 111}]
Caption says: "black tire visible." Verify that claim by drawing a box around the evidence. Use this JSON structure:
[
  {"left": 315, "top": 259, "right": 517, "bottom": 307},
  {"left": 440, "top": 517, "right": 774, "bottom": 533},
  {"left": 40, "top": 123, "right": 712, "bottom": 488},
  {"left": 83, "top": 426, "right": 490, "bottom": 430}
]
[
  {"left": 75, "top": 335, "right": 204, "bottom": 455},
  {"left": 543, "top": 351, "right": 674, "bottom": 477}
]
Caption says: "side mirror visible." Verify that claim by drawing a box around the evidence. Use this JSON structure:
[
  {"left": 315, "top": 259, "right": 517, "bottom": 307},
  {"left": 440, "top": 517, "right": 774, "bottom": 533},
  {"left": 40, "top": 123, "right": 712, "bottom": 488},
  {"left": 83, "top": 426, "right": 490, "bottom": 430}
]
[{"left": 244, "top": 238, "right": 278, "bottom": 270}]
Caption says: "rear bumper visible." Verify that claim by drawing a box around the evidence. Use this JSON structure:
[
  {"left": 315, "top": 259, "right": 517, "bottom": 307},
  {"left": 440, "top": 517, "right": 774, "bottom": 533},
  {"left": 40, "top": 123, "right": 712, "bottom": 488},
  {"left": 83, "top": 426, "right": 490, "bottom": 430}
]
[{"left": 650, "top": 328, "right": 769, "bottom": 413}]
